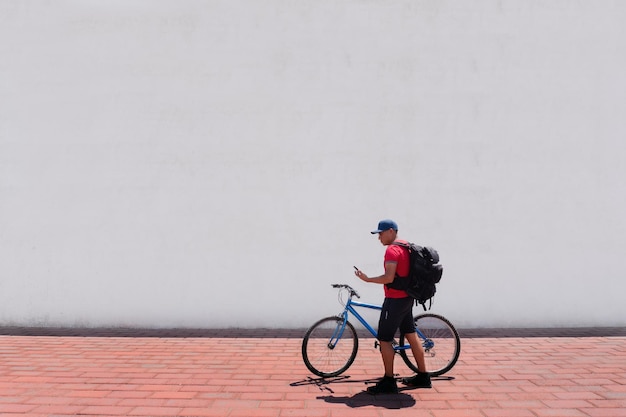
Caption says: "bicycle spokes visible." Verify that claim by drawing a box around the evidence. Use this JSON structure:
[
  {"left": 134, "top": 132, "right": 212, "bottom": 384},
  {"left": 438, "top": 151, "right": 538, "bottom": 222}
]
[
  {"left": 301, "top": 316, "right": 359, "bottom": 378},
  {"left": 398, "top": 313, "right": 461, "bottom": 377}
]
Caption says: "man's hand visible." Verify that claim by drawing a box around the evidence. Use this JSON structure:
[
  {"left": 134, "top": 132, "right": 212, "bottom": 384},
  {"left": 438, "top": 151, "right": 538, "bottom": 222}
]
[
  {"left": 354, "top": 262, "right": 397, "bottom": 285},
  {"left": 354, "top": 269, "right": 369, "bottom": 282}
]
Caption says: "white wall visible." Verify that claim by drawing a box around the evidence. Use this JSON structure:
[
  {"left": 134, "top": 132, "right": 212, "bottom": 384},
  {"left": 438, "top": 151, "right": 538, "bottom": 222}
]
[{"left": 1, "top": 1, "right": 625, "bottom": 329}]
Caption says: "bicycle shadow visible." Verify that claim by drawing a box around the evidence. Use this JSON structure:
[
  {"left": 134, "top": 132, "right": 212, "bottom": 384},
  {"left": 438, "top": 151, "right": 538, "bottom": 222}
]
[
  {"left": 290, "top": 375, "right": 358, "bottom": 394},
  {"left": 290, "top": 375, "right": 453, "bottom": 409},
  {"left": 290, "top": 375, "right": 454, "bottom": 394}
]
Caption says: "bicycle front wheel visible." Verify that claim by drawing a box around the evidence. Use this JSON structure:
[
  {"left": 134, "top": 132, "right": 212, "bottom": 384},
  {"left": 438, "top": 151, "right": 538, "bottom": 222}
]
[
  {"left": 399, "top": 313, "right": 461, "bottom": 377},
  {"left": 301, "top": 316, "right": 358, "bottom": 378}
]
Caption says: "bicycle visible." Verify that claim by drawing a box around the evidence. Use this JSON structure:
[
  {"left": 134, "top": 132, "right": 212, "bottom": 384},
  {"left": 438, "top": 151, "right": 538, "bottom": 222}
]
[{"left": 301, "top": 284, "right": 461, "bottom": 378}]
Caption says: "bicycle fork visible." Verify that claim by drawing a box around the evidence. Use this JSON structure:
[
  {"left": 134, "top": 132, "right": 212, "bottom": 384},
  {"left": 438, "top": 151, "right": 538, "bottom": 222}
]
[{"left": 327, "top": 315, "right": 349, "bottom": 349}]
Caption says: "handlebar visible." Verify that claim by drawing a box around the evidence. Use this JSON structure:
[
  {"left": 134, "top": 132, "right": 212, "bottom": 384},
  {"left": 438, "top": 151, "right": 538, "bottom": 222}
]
[{"left": 332, "top": 284, "right": 360, "bottom": 299}]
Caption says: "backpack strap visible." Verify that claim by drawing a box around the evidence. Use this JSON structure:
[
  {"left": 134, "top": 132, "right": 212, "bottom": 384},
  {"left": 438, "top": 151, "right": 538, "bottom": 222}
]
[
  {"left": 386, "top": 242, "right": 412, "bottom": 290},
  {"left": 390, "top": 241, "right": 410, "bottom": 250},
  {"left": 391, "top": 242, "right": 412, "bottom": 278}
]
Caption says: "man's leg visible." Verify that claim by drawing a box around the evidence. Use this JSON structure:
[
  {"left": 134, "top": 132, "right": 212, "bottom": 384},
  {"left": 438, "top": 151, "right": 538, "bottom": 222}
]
[
  {"left": 367, "top": 299, "right": 399, "bottom": 394},
  {"left": 404, "top": 331, "right": 426, "bottom": 373},
  {"left": 380, "top": 340, "right": 395, "bottom": 377},
  {"left": 402, "top": 331, "right": 432, "bottom": 388},
  {"left": 367, "top": 341, "right": 398, "bottom": 394},
  {"left": 377, "top": 298, "right": 399, "bottom": 377},
  {"left": 399, "top": 304, "right": 431, "bottom": 388}
]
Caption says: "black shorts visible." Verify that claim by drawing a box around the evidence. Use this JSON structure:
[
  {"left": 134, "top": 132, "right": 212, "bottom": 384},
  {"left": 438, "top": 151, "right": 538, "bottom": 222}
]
[{"left": 377, "top": 297, "right": 416, "bottom": 342}]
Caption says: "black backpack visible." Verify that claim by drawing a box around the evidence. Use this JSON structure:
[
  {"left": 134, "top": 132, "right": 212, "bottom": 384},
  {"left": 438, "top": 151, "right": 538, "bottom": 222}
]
[{"left": 386, "top": 242, "right": 443, "bottom": 310}]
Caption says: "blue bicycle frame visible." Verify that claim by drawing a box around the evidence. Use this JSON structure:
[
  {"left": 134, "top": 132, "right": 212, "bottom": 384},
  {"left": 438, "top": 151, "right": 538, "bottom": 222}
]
[{"left": 331, "top": 297, "right": 434, "bottom": 352}]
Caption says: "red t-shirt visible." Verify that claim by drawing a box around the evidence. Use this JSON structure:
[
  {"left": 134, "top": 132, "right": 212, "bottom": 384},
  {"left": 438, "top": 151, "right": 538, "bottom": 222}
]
[{"left": 384, "top": 240, "right": 411, "bottom": 298}]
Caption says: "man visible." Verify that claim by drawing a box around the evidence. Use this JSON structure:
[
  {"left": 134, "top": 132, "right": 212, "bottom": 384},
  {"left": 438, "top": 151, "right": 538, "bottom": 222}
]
[{"left": 354, "top": 219, "right": 432, "bottom": 394}]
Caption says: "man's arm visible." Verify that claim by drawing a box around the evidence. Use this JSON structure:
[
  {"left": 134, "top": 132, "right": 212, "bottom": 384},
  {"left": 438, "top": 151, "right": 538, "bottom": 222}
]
[{"left": 355, "top": 261, "right": 397, "bottom": 285}]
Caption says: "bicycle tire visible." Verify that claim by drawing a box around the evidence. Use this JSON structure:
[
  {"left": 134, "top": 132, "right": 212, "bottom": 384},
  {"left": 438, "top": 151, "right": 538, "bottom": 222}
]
[
  {"left": 301, "top": 316, "right": 359, "bottom": 378},
  {"left": 399, "top": 313, "right": 461, "bottom": 377}
]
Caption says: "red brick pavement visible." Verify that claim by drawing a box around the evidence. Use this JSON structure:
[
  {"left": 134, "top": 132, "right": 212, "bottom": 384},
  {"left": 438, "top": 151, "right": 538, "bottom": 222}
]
[{"left": 0, "top": 332, "right": 625, "bottom": 417}]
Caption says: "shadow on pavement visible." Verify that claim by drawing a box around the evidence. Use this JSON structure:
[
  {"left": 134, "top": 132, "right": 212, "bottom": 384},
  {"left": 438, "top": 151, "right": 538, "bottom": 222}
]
[
  {"left": 290, "top": 375, "right": 367, "bottom": 394},
  {"left": 317, "top": 391, "right": 416, "bottom": 409},
  {"left": 291, "top": 375, "right": 451, "bottom": 408},
  {"left": 291, "top": 375, "right": 454, "bottom": 393}
]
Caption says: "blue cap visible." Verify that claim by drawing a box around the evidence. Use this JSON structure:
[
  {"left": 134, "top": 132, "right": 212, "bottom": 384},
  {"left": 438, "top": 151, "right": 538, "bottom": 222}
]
[{"left": 371, "top": 219, "right": 398, "bottom": 234}]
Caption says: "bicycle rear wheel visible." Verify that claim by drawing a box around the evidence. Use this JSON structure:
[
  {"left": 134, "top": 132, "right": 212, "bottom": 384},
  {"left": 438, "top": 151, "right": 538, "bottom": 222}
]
[
  {"left": 399, "top": 313, "right": 460, "bottom": 377},
  {"left": 301, "top": 316, "right": 358, "bottom": 378}
]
